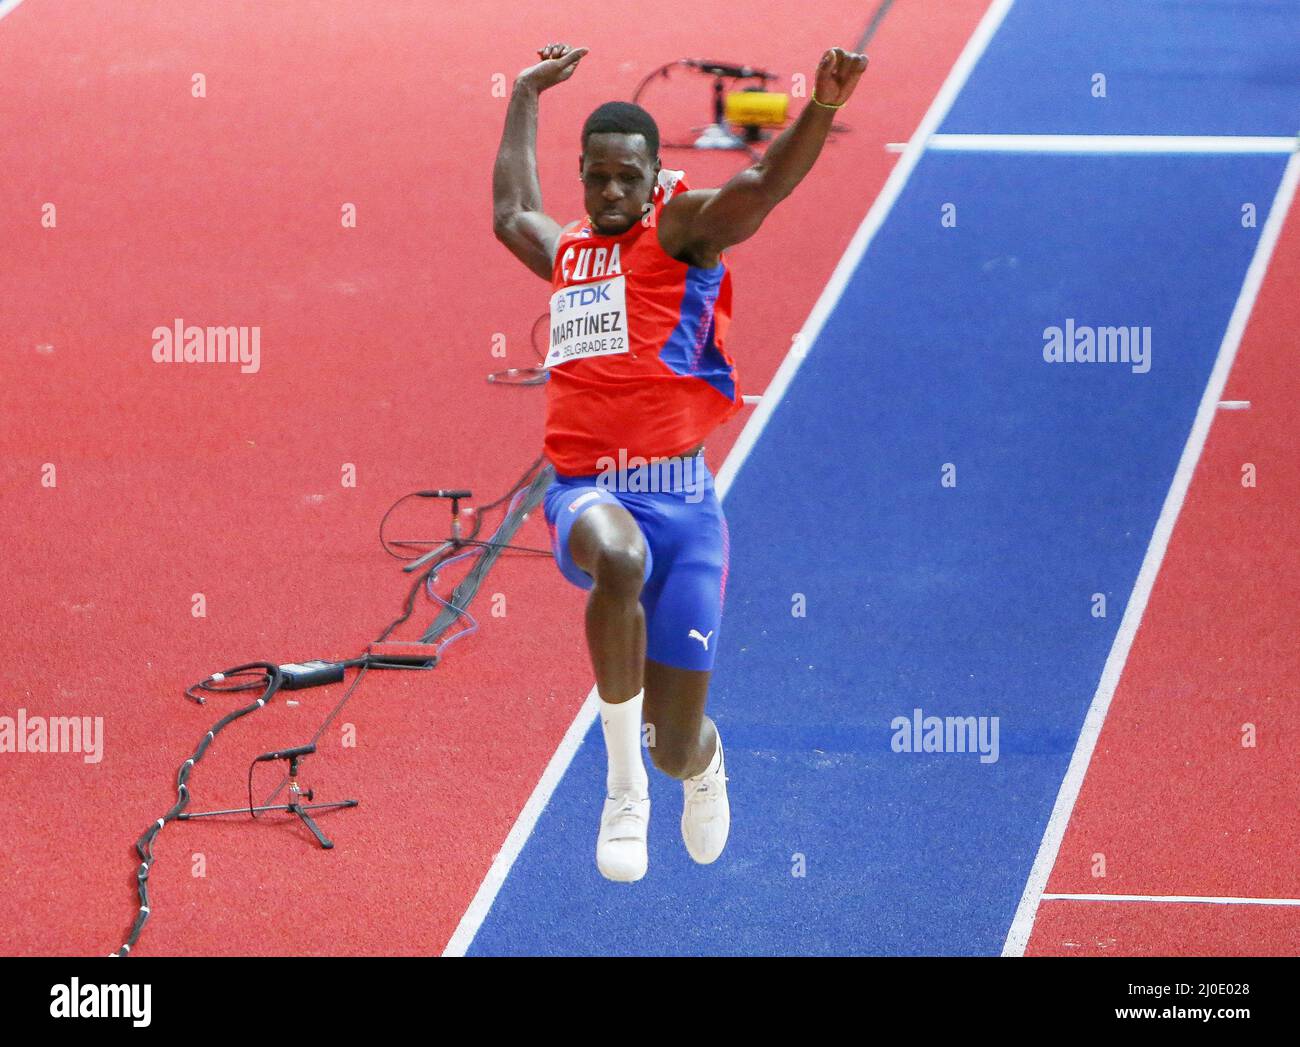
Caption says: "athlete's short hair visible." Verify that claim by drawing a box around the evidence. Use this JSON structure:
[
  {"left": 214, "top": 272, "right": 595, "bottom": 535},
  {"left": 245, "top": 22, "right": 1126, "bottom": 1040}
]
[{"left": 581, "top": 101, "right": 660, "bottom": 161}]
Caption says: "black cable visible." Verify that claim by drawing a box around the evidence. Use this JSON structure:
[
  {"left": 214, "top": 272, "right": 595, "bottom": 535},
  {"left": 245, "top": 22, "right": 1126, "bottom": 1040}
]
[
  {"left": 119, "top": 455, "right": 554, "bottom": 955},
  {"left": 264, "top": 463, "right": 551, "bottom": 804},
  {"left": 258, "top": 556, "right": 449, "bottom": 808},
  {"left": 377, "top": 561, "right": 442, "bottom": 642},
  {"left": 262, "top": 467, "right": 543, "bottom": 806},
  {"left": 487, "top": 311, "right": 550, "bottom": 385},
  {"left": 631, "top": 60, "right": 763, "bottom": 161},
  {"left": 184, "top": 667, "right": 272, "bottom": 705},
  {"left": 379, "top": 454, "right": 553, "bottom": 561},
  {"left": 419, "top": 462, "right": 554, "bottom": 644},
  {"left": 530, "top": 310, "right": 547, "bottom": 361},
  {"left": 470, "top": 454, "right": 545, "bottom": 521},
  {"left": 378, "top": 492, "right": 434, "bottom": 561},
  {"left": 248, "top": 757, "right": 260, "bottom": 820},
  {"left": 259, "top": 663, "right": 374, "bottom": 808},
  {"left": 114, "top": 662, "right": 283, "bottom": 957},
  {"left": 855, "top": 0, "right": 894, "bottom": 51},
  {"left": 631, "top": 59, "right": 683, "bottom": 108},
  {"left": 633, "top": 58, "right": 852, "bottom": 151}
]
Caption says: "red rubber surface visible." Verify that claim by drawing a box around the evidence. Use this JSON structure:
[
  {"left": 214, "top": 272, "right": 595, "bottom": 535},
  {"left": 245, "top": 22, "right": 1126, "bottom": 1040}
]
[
  {"left": 1027, "top": 188, "right": 1300, "bottom": 956},
  {"left": 0, "top": 0, "right": 991, "bottom": 955}
]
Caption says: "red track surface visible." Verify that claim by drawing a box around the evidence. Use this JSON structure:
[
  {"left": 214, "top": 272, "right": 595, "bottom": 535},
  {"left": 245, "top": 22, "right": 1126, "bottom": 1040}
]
[
  {"left": 1026, "top": 191, "right": 1300, "bottom": 956},
  {"left": 0, "top": 0, "right": 990, "bottom": 955}
]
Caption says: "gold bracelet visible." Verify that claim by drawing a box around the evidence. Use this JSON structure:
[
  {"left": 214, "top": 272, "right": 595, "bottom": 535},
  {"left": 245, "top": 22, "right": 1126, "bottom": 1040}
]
[{"left": 811, "top": 90, "right": 845, "bottom": 109}]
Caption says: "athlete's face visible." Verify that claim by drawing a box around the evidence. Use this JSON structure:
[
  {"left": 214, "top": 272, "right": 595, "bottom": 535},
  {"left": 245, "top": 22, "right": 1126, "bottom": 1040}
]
[{"left": 580, "top": 133, "right": 660, "bottom": 237}]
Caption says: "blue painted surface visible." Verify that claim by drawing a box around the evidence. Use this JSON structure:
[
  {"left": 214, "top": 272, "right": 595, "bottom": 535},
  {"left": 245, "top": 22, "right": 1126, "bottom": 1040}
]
[
  {"left": 466, "top": 1, "right": 1293, "bottom": 954},
  {"left": 942, "top": 0, "right": 1300, "bottom": 137}
]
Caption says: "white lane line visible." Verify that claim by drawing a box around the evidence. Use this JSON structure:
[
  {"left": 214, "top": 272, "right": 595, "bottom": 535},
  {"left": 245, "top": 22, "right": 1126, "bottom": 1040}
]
[
  {"left": 441, "top": 685, "right": 602, "bottom": 957},
  {"left": 1043, "top": 893, "right": 1300, "bottom": 907},
  {"left": 927, "top": 133, "right": 1297, "bottom": 154},
  {"left": 716, "top": 0, "right": 1017, "bottom": 495},
  {"left": 1002, "top": 149, "right": 1300, "bottom": 957},
  {"left": 442, "top": 0, "right": 1020, "bottom": 957}
]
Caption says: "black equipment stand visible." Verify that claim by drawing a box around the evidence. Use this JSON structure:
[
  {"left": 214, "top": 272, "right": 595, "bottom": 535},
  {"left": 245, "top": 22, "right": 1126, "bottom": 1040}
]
[
  {"left": 402, "top": 489, "right": 475, "bottom": 573},
  {"left": 179, "top": 746, "right": 357, "bottom": 849}
]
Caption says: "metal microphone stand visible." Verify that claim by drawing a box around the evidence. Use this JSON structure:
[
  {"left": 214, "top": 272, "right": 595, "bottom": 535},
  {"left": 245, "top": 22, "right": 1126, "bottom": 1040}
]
[{"left": 179, "top": 746, "right": 357, "bottom": 849}]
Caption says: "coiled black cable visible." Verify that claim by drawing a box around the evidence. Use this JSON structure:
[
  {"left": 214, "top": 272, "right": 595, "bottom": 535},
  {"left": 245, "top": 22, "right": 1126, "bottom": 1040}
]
[
  {"left": 117, "top": 455, "right": 555, "bottom": 955},
  {"left": 113, "top": 662, "right": 283, "bottom": 957}
]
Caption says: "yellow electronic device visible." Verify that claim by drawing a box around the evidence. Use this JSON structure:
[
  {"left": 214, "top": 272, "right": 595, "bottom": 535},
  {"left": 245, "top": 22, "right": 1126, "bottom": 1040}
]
[{"left": 724, "top": 89, "right": 788, "bottom": 127}]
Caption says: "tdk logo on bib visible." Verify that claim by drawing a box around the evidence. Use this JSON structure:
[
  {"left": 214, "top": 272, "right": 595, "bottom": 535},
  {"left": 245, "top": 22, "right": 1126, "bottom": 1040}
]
[
  {"left": 559, "top": 283, "right": 611, "bottom": 308},
  {"left": 545, "top": 274, "right": 630, "bottom": 368}
]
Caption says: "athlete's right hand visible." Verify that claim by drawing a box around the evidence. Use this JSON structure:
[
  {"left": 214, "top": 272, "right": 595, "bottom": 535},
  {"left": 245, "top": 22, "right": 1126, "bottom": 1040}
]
[{"left": 517, "top": 43, "right": 589, "bottom": 91}]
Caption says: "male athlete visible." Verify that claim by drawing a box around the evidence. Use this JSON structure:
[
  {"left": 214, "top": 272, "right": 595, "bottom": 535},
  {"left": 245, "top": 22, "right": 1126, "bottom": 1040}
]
[{"left": 492, "top": 42, "right": 868, "bottom": 881}]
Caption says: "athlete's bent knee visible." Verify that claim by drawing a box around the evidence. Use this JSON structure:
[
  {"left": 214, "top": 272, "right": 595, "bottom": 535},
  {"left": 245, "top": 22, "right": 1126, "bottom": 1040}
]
[{"left": 591, "top": 542, "right": 647, "bottom": 598}]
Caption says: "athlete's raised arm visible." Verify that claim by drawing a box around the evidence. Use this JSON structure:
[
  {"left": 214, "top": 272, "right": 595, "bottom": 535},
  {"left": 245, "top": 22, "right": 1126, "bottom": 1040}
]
[
  {"left": 658, "top": 47, "right": 868, "bottom": 265},
  {"left": 492, "top": 43, "right": 590, "bottom": 281}
]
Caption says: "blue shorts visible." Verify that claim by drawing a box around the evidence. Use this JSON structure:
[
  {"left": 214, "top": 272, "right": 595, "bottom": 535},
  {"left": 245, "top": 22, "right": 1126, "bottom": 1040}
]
[{"left": 542, "top": 454, "right": 730, "bottom": 672}]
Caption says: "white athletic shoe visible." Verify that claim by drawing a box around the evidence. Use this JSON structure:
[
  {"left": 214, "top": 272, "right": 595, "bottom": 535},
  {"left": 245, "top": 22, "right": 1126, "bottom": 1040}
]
[
  {"left": 681, "top": 735, "right": 730, "bottom": 864},
  {"left": 597, "top": 788, "right": 650, "bottom": 883}
]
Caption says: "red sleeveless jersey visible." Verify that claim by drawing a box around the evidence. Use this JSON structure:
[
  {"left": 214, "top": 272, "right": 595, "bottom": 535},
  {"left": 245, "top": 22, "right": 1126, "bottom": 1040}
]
[{"left": 542, "top": 169, "right": 743, "bottom": 476}]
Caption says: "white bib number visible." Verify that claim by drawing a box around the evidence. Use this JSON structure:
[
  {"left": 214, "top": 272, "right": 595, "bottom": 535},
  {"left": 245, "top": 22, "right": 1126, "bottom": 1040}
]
[{"left": 545, "top": 274, "right": 629, "bottom": 368}]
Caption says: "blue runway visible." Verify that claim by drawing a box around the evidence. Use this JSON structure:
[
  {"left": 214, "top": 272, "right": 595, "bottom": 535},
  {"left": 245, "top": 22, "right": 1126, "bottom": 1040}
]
[
  {"left": 942, "top": 0, "right": 1300, "bottom": 137},
  {"left": 466, "top": 2, "right": 1298, "bottom": 954}
]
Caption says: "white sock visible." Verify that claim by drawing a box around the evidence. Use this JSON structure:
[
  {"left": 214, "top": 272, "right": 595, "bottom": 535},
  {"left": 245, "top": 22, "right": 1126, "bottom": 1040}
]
[
  {"left": 689, "top": 734, "right": 722, "bottom": 780},
  {"left": 600, "top": 688, "right": 648, "bottom": 796}
]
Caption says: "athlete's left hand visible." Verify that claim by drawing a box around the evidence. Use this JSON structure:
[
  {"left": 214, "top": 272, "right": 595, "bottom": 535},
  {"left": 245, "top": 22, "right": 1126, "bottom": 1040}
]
[{"left": 812, "top": 47, "right": 868, "bottom": 107}]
